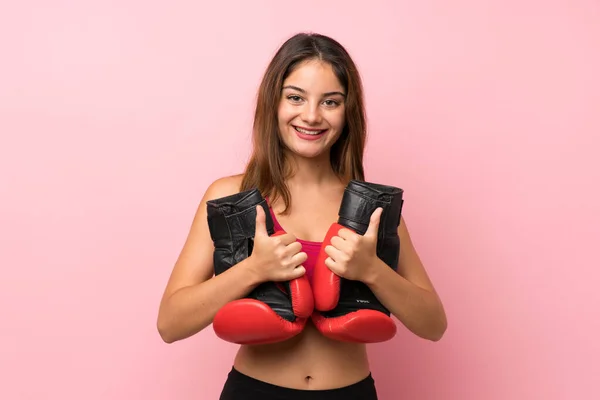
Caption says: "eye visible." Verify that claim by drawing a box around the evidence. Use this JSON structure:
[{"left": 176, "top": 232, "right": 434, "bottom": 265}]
[
  {"left": 323, "top": 99, "right": 340, "bottom": 107},
  {"left": 287, "top": 95, "right": 303, "bottom": 103}
]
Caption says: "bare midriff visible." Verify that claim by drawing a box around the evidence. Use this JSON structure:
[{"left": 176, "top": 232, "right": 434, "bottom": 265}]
[{"left": 233, "top": 321, "right": 371, "bottom": 390}]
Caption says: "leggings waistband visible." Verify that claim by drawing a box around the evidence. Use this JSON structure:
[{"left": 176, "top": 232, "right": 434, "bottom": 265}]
[{"left": 219, "top": 367, "right": 378, "bottom": 400}]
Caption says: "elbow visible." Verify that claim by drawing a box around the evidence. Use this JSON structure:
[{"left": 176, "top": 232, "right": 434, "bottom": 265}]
[
  {"left": 427, "top": 309, "right": 448, "bottom": 342},
  {"left": 428, "top": 322, "right": 447, "bottom": 342},
  {"left": 415, "top": 299, "right": 447, "bottom": 342},
  {"left": 157, "top": 318, "right": 175, "bottom": 344},
  {"left": 418, "top": 323, "right": 446, "bottom": 342},
  {"left": 157, "top": 326, "right": 176, "bottom": 344},
  {"left": 156, "top": 309, "right": 178, "bottom": 344}
]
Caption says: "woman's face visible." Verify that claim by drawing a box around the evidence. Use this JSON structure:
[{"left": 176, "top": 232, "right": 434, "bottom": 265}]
[{"left": 277, "top": 59, "right": 346, "bottom": 159}]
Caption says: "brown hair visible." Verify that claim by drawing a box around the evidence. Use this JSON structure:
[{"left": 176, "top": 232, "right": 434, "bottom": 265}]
[{"left": 240, "top": 32, "right": 367, "bottom": 213}]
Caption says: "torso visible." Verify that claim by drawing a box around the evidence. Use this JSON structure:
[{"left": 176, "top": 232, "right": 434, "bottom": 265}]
[{"left": 232, "top": 179, "right": 372, "bottom": 390}]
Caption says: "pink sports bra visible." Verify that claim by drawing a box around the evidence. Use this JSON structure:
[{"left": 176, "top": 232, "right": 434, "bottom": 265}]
[{"left": 267, "top": 204, "right": 322, "bottom": 284}]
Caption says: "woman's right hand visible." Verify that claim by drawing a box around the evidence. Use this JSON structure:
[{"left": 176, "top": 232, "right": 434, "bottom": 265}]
[{"left": 249, "top": 205, "right": 308, "bottom": 282}]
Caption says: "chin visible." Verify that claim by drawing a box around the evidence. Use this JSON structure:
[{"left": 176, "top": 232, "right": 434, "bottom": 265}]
[
  {"left": 283, "top": 144, "right": 317, "bottom": 158},
  {"left": 297, "top": 150, "right": 325, "bottom": 159}
]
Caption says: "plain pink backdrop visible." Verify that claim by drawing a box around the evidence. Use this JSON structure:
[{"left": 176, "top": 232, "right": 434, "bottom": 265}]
[{"left": 1, "top": 1, "right": 599, "bottom": 399}]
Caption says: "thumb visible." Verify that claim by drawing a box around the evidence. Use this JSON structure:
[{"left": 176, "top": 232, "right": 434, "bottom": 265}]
[
  {"left": 254, "top": 205, "right": 268, "bottom": 237},
  {"left": 365, "top": 207, "right": 383, "bottom": 238}
]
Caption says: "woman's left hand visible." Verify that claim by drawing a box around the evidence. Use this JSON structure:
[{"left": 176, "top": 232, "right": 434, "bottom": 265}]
[{"left": 324, "top": 207, "right": 383, "bottom": 282}]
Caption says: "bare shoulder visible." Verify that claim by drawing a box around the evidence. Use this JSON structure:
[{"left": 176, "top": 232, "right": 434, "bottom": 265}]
[
  {"left": 159, "top": 173, "right": 245, "bottom": 300},
  {"left": 204, "top": 174, "right": 245, "bottom": 201}
]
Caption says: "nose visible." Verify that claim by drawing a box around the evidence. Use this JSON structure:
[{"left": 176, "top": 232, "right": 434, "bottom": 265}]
[{"left": 301, "top": 103, "right": 322, "bottom": 125}]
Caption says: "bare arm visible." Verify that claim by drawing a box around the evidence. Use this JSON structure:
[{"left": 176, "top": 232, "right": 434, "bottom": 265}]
[
  {"left": 325, "top": 210, "right": 448, "bottom": 341},
  {"left": 156, "top": 175, "right": 261, "bottom": 343},
  {"left": 364, "top": 216, "right": 447, "bottom": 341},
  {"left": 158, "top": 259, "right": 264, "bottom": 343}
]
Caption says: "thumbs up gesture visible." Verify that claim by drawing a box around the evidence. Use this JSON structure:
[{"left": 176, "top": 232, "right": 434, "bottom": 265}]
[
  {"left": 249, "top": 205, "right": 308, "bottom": 283},
  {"left": 323, "top": 207, "right": 383, "bottom": 282}
]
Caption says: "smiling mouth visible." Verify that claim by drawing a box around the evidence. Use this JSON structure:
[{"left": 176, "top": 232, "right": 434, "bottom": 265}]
[{"left": 294, "top": 126, "right": 327, "bottom": 135}]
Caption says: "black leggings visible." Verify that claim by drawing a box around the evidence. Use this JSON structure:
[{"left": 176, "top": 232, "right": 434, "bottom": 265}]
[{"left": 219, "top": 367, "right": 378, "bottom": 400}]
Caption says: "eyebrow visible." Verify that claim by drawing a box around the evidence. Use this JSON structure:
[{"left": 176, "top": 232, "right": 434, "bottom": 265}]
[{"left": 282, "top": 85, "right": 346, "bottom": 97}]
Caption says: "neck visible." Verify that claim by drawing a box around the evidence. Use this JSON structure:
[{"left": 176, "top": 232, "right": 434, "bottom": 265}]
[{"left": 283, "top": 150, "right": 339, "bottom": 188}]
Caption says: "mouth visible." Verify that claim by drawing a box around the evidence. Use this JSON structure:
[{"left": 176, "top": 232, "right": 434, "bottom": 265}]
[{"left": 293, "top": 125, "right": 328, "bottom": 139}]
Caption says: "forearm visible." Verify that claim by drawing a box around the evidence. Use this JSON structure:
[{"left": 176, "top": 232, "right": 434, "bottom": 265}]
[
  {"left": 157, "top": 258, "right": 261, "bottom": 343},
  {"left": 364, "top": 259, "right": 447, "bottom": 341}
]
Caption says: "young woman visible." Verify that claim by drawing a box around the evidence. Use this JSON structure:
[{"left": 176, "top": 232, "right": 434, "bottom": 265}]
[{"left": 157, "top": 32, "right": 447, "bottom": 400}]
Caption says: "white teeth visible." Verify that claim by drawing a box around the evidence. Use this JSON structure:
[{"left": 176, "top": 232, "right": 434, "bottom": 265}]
[{"left": 295, "top": 126, "right": 324, "bottom": 135}]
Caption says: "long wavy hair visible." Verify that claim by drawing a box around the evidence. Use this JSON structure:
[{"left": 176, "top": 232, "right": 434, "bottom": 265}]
[{"left": 240, "top": 32, "right": 367, "bottom": 213}]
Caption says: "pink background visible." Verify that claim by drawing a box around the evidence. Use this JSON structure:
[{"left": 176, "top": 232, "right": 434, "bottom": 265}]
[{"left": 1, "top": 1, "right": 599, "bottom": 399}]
